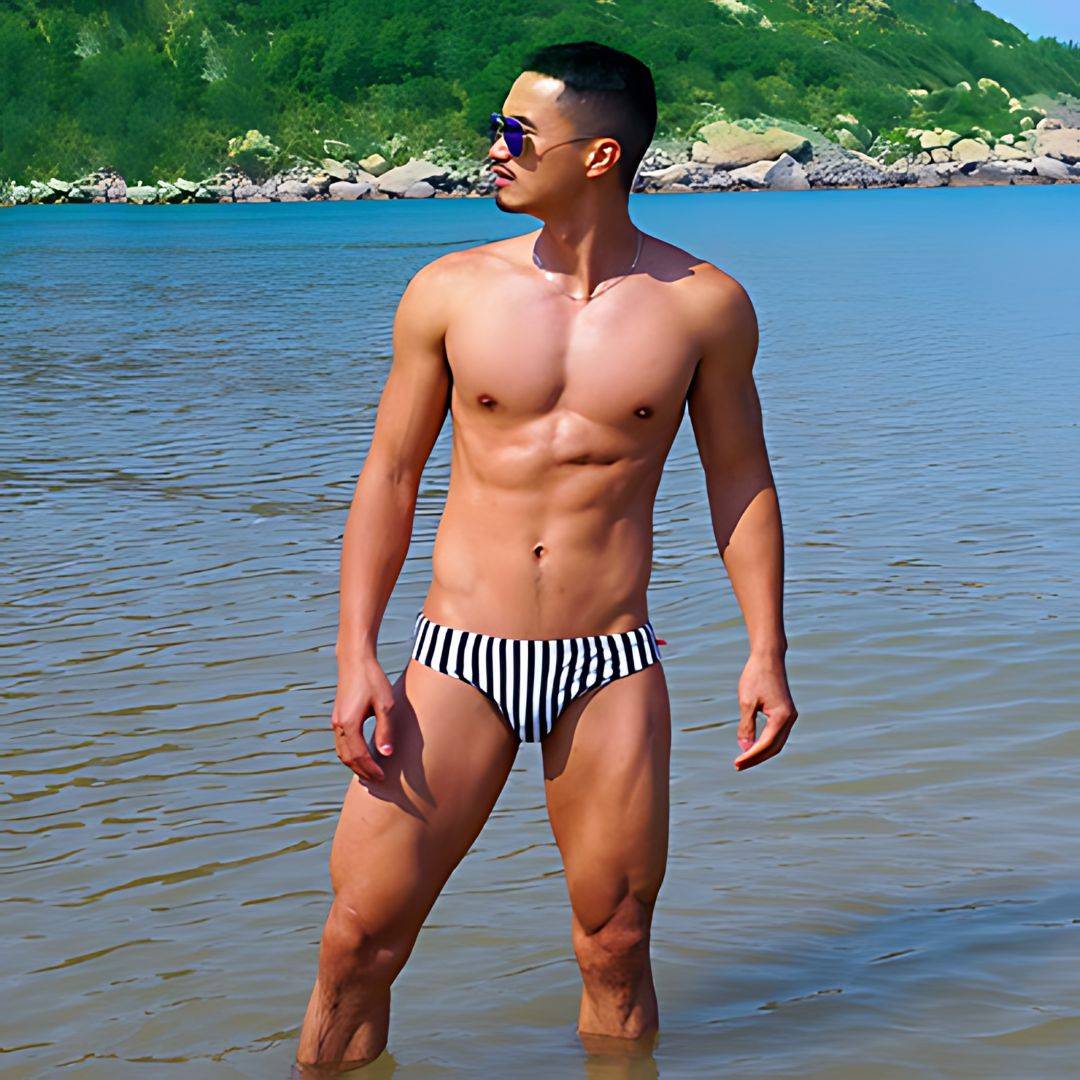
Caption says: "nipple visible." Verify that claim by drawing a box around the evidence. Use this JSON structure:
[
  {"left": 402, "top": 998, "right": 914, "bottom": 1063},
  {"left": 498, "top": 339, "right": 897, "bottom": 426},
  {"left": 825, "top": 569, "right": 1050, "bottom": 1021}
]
[
  {"left": 634, "top": 405, "right": 653, "bottom": 418},
  {"left": 479, "top": 394, "right": 497, "bottom": 408}
]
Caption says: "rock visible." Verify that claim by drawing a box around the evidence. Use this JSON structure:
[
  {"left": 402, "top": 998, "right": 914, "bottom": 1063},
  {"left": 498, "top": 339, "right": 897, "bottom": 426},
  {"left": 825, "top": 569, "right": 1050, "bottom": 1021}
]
[
  {"left": 1033, "top": 155, "right": 1070, "bottom": 180},
  {"left": 328, "top": 180, "right": 374, "bottom": 200},
  {"left": 835, "top": 128, "right": 864, "bottom": 152},
  {"left": 914, "top": 151, "right": 932, "bottom": 165},
  {"left": 729, "top": 159, "right": 775, "bottom": 188},
  {"left": 375, "top": 158, "right": 449, "bottom": 196},
  {"left": 639, "top": 162, "right": 696, "bottom": 189},
  {"left": 765, "top": 153, "right": 809, "bottom": 190},
  {"left": 999, "top": 133, "right": 1016, "bottom": 145},
  {"left": 1020, "top": 116, "right": 1035, "bottom": 131},
  {"left": 913, "top": 165, "right": 947, "bottom": 187},
  {"left": 403, "top": 180, "right": 435, "bottom": 198},
  {"left": 951, "top": 161, "right": 1013, "bottom": 186},
  {"left": 174, "top": 178, "right": 199, "bottom": 193},
  {"left": 277, "top": 179, "right": 317, "bottom": 198},
  {"left": 233, "top": 182, "right": 262, "bottom": 200},
  {"left": 690, "top": 120, "right": 810, "bottom": 169},
  {"left": 47, "top": 178, "right": 72, "bottom": 193},
  {"left": 321, "top": 158, "right": 353, "bottom": 181},
  {"left": 1033, "top": 127, "right": 1080, "bottom": 164},
  {"left": 156, "top": 182, "right": 184, "bottom": 203},
  {"left": 952, "top": 138, "right": 992, "bottom": 163},
  {"left": 358, "top": 153, "right": 391, "bottom": 177},
  {"left": 305, "top": 171, "right": 333, "bottom": 194},
  {"left": 992, "top": 143, "right": 1027, "bottom": 160},
  {"left": 931, "top": 147, "right": 952, "bottom": 163},
  {"left": 1036, "top": 117, "right": 1064, "bottom": 131},
  {"left": 804, "top": 143, "right": 892, "bottom": 188},
  {"left": 125, "top": 185, "right": 158, "bottom": 203},
  {"left": 1002, "top": 159, "right": 1035, "bottom": 175}
]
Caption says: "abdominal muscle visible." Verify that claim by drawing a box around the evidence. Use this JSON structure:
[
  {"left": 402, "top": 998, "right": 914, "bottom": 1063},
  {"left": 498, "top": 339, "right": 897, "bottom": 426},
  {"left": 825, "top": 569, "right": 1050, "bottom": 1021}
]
[{"left": 422, "top": 432, "right": 663, "bottom": 638}]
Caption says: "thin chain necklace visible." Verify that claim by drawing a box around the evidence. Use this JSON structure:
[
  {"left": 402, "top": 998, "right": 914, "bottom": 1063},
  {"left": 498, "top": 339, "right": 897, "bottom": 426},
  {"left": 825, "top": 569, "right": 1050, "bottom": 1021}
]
[{"left": 532, "top": 228, "right": 644, "bottom": 302}]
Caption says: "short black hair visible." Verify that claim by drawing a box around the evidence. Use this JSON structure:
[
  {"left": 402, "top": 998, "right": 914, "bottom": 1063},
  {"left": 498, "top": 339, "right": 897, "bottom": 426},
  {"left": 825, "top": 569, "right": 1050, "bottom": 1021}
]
[{"left": 519, "top": 41, "right": 657, "bottom": 194}]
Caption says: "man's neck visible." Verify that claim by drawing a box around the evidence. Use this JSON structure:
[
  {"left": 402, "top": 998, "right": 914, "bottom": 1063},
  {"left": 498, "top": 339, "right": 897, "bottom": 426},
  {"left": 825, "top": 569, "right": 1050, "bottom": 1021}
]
[{"left": 533, "top": 205, "right": 640, "bottom": 298}]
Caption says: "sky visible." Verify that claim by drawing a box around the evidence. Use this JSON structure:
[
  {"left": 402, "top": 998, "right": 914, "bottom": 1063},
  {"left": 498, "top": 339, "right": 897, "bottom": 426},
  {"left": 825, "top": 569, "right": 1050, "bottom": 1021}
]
[{"left": 978, "top": 1, "right": 1080, "bottom": 42}]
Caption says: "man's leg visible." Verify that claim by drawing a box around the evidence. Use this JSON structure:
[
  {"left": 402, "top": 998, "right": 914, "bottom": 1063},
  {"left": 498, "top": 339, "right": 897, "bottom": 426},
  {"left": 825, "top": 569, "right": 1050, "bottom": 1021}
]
[
  {"left": 296, "top": 660, "right": 519, "bottom": 1068},
  {"left": 541, "top": 663, "right": 671, "bottom": 1042}
]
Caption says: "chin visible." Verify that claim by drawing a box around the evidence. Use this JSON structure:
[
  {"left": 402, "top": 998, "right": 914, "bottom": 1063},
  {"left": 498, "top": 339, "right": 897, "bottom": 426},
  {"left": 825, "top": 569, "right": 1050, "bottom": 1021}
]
[{"left": 493, "top": 187, "right": 528, "bottom": 214}]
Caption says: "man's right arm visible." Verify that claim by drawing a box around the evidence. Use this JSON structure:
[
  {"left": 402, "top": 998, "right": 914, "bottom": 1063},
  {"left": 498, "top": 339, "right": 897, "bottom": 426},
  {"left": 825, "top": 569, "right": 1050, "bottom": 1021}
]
[{"left": 331, "top": 255, "right": 455, "bottom": 779}]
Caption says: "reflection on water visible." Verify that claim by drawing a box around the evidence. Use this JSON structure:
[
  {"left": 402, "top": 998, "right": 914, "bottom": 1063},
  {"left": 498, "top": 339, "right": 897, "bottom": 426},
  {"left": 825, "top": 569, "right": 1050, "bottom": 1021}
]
[{"left": 2, "top": 189, "right": 1078, "bottom": 1077}]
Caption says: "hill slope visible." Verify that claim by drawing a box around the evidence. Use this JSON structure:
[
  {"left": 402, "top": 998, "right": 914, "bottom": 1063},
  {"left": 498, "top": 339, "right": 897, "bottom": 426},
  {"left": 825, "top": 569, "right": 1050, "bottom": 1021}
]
[{"left": 1, "top": 0, "right": 1078, "bottom": 183}]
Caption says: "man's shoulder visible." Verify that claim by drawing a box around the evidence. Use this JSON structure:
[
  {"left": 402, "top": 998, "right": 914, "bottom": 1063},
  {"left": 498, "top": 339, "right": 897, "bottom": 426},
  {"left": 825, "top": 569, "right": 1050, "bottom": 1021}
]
[
  {"left": 662, "top": 247, "right": 757, "bottom": 368},
  {"left": 407, "top": 238, "right": 519, "bottom": 292},
  {"left": 677, "top": 248, "right": 753, "bottom": 316}
]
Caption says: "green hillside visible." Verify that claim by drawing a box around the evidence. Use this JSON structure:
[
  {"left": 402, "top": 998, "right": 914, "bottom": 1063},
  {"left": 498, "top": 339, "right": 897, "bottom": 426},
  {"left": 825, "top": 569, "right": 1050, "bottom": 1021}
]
[{"left": 2, "top": 0, "right": 1078, "bottom": 183}]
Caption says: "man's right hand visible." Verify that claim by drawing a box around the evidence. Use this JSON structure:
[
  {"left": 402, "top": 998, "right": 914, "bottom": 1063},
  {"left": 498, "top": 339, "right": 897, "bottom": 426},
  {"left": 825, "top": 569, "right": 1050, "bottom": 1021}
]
[{"left": 331, "top": 657, "right": 396, "bottom": 782}]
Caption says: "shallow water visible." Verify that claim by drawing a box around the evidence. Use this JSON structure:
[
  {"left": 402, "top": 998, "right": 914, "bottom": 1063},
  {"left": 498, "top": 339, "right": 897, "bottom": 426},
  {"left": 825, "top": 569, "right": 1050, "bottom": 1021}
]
[{"left": 2, "top": 187, "right": 1078, "bottom": 1077}]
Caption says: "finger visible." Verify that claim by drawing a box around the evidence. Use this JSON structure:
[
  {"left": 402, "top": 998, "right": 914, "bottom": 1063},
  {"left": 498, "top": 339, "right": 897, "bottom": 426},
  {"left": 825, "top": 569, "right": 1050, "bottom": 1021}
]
[
  {"left": 737, "top": 696, "right": 758, "bottom": 752},
  {"left": 335, "top": 722, "right": 385, "bottom": 782},
  {"left": 733, "top": 711, "right": 796, "bottom": 771},
  {"left": 372, "top": 699, "right": 395, "bottom": 756}
]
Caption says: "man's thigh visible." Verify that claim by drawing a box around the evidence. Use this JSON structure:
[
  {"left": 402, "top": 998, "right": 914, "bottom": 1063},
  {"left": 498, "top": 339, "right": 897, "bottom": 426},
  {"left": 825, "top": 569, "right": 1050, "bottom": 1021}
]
[
  {"left": 327, "top": 659, "right": 519, "bottom": 935},
  {"left": 540, "top": 663, "right": 671, "bottom": 928}
]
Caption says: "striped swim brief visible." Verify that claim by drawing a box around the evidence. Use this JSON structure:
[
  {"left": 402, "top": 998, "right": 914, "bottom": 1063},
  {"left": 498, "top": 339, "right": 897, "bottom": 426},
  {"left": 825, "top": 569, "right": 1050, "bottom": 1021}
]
[{"left": 409, "top": 610, "right": 665, "bottom": 743}]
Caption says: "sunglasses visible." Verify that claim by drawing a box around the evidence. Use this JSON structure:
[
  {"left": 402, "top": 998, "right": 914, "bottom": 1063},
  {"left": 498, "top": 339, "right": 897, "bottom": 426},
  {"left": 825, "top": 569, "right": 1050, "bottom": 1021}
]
[{"left": 489, "top": 112, "right": 609, "bottom": 158}]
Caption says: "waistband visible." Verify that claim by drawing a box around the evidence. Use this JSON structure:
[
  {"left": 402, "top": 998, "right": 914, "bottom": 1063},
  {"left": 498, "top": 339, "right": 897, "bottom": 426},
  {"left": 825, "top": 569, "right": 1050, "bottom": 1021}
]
[{"left": 413, "top": 609, "right": 663, "bottom": 650}]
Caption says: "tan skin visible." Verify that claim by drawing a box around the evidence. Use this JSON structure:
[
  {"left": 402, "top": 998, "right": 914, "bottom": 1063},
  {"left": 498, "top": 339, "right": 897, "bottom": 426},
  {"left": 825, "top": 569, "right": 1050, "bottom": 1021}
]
[{"left": 296, "top": 71, "right": 797, "bottom": 1071}]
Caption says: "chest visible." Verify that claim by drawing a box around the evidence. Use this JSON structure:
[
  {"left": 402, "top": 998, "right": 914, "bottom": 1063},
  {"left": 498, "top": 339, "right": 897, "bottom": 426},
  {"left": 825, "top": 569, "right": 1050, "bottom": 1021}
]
[{"left": 444, "top": 275, "right": 699, "bottom": 427}]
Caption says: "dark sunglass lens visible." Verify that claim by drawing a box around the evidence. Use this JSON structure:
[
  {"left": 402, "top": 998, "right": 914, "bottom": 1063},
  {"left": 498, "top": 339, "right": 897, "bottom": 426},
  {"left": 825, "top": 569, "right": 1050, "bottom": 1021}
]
[{"left": 490, "top": 113, "right": 523, "bottom": 156}]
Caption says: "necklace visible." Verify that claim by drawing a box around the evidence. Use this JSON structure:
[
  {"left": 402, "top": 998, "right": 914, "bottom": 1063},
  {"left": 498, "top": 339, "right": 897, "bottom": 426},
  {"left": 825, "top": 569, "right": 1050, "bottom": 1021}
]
[{"left": 532, "top": 228, "right": 644, "bottom": 302}]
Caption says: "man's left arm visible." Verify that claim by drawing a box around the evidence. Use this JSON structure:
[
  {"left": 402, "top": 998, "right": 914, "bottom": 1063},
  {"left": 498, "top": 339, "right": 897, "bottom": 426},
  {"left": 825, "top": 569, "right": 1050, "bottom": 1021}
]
[{"left": 685, "top": 271, "right": 798, "bottom": 771}]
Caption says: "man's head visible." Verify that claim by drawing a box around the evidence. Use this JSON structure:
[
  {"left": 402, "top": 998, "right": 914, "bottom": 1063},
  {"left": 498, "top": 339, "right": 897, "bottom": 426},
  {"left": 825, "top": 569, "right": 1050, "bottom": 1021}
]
[{"left": 489, "top": 41, "right": 656, "bottom": 211}]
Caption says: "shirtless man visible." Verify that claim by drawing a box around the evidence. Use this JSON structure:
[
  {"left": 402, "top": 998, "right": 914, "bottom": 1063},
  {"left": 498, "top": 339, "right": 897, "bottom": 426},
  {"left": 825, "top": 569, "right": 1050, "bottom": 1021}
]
[{"left": 296, "top": 40, "right": 797, "bottom": 1070}]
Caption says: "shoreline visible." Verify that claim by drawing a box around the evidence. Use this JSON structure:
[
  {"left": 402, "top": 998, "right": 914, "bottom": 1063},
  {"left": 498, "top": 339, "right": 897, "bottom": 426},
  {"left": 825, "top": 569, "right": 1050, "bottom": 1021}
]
[{"left": 6, "top": 118, "right": 1079, "bottom": 207}]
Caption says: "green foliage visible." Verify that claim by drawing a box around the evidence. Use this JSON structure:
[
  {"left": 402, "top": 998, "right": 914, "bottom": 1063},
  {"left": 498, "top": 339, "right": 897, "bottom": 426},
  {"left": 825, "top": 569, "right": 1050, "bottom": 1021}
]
[{"left": 2, "top": 0, "right": 1079, "bottom": 183}]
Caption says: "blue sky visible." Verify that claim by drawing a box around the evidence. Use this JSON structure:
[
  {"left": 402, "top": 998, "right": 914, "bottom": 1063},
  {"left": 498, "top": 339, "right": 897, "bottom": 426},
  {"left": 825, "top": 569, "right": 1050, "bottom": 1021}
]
[{"left": 979, "top": 1, "right": 1080, "bottom": 42}]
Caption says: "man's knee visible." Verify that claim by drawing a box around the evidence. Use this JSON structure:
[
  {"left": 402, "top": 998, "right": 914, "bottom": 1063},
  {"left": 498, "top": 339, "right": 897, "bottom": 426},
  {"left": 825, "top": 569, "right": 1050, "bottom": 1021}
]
[
  {"left": 572, "top": 890, "right": 654, "bottom": 984},
  {"left": 317, "top": 893, "right": 413, "bottom": 991}
]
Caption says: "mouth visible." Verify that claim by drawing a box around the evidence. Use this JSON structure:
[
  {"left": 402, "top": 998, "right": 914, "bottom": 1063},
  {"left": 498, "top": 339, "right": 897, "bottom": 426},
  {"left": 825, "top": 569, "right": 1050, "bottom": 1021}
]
[{"left": 491, "top": 167, "right": 515, "bottom": 185}]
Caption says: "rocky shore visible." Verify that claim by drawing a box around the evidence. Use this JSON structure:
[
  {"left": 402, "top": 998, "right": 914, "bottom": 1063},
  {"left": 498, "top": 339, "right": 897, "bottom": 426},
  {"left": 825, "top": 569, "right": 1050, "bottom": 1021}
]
[{"left": 5, "top": 116, "right": 1079, "bottom": 207}]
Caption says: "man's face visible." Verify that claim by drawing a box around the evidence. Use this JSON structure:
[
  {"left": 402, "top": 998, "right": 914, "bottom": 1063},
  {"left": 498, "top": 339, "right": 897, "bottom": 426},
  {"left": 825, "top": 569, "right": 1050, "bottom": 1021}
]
[{"left": 488, "top": 71, "right": 621, "bottom": 212}]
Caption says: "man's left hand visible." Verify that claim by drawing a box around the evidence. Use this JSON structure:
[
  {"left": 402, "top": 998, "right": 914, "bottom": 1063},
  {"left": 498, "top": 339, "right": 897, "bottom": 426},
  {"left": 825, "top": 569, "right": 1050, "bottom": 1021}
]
[{"left": 732, "top": 654, "right": 798, "bottom": 771}]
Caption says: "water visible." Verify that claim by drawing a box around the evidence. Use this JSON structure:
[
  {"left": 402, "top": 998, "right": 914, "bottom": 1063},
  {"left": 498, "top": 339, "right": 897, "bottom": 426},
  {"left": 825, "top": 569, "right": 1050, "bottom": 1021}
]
[{"left": 2, "top": 188, "right": 1078, "bottom": 1077}]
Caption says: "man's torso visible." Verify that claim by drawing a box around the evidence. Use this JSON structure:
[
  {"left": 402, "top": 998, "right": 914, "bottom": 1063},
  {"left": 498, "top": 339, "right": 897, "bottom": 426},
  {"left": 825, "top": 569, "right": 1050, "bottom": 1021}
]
[{"left": 422, "top": 228, "right": 728, "bottom": 637}]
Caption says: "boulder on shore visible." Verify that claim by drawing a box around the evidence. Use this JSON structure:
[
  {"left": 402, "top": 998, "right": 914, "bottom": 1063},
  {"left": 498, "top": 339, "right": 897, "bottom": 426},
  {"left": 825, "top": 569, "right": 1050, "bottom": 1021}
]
[
  {"left": 1033, "top": 127, "right": 1080, "bottom": 164},
  {"left": 951, "top": 161, "right": 1013, "bottom": 186},
  {"left": 951, "top": 138, "right": 992, "bottom": 163},
  {"left": 691, "top": 120, "right": 810, "bottom": 169},
  {"left": 375, "top": 158, "right": 448, "bottom": 196},
  {"left": 328, "top": 180, "right": 374, "bottom": 200}
]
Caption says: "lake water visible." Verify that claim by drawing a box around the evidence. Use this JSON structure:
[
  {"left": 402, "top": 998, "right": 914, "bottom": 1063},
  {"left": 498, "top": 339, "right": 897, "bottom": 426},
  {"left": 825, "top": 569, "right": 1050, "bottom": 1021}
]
[{"left": 2, "top": 187, "right": 1078, "bottom": 1078}]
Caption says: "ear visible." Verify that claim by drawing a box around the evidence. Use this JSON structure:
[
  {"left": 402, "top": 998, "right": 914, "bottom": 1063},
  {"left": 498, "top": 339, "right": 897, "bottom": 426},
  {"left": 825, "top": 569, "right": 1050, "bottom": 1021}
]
[{"left": 585, "top": 137, "right": 623, "bottom": 179}]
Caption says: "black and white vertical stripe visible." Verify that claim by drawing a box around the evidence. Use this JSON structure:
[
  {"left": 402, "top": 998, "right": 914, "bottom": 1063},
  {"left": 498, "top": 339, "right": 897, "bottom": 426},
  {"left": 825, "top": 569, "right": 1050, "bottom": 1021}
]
[{"left": 410, "top": 611, "right": 664, "bottom": 743}]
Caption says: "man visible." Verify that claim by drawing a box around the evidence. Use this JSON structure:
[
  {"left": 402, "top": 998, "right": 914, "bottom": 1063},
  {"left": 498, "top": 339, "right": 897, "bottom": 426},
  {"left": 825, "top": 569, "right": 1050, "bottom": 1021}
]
[{"left": 296, "top": 40, "right": 797, "bottom": 1070}]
